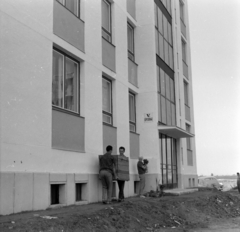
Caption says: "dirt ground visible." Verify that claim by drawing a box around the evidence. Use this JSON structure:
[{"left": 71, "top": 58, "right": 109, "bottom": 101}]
[{"left": 0, "top": 188, "right": 240, "bottom": 232}]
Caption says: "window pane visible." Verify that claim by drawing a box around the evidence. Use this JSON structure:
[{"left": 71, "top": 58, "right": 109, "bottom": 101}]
[
  {"left": 164, "top": 40, "right": 169, "bottom": 65},
  {"left": 128, "top": 24, "right": 134, "bottom": 54},
  {"left": 163, "top": 15, "right": 168, "bottom": 40},
  {"left": 159, "top": 33, "right": 164, "bottom": 60},
  {"left": 155, "top": 29, "right": 159, "bottom": 55},
  {"left": 52, "top": 51, "right": 64, "bottom": 108},
  {"left": 129, "top": 93, "right": 135, "bottom": 122},
  {"left": 167, "top": 138, "right": 171, "bottom": 165},
  {"left": 171, "top": 103, "right": 176, "bottom": 125},
  {"left": 184, "top": 82, "right": 188, "bottom": 105},
  {"left": 102, "top": 0, "right": 110, "bottom": 32},
  {"left": 66, "top": 0, "right": 79, "bottom": 17},
  {"left": 168, "top": 22, "right": 172, "bottom": 45},
  {"left": 65, "top": 58, "right": 78, "bottom": 112},
  {"left": 172, "top": 139, "right": 177, "bottom": 165},
  {"left": 182, "top": 40, "right": 187, "bottom": 62},
  {"left": 169, "top": 46, "right": 173, "bottom": 69},
  {"left": 160, "top": 68, "right": 165, "bottom": 96},
  {"left": 158, "top": 94, "right": 161, "bottom": 121},
  {"left": 170, "top": 78, "right": 174, "bottom": 102},
  {"left": 162, "top": 136, "right": 166, "bottom": 164},
  {"left": 156, "top": 66, "right": 160, "bottom": 92},
  {"left": 165, "top": 74, "right": 170, "bottom": 100},
  {"left": 161, "top": 96, "right": 166, "bottom": 124},
  {"left": 157, "top": 8, "right": 163, "bottom": 34},
  {"left": 102, "top": 79, "right": 111, "bottom": 113},
  {"left": 166, "top": 100, "right": 171, "bottom": 125},
  {"left": 154, "top": 3, "right": 158, "bottom": 27}
]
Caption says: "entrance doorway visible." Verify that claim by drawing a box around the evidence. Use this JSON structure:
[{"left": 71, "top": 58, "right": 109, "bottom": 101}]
[{"left": 159, "top": 133, "right": 178, "bottom": 189}]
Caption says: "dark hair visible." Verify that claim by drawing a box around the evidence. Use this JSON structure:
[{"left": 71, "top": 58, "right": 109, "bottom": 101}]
[
  {"left": 119, "top": 146, "right": 125, "bottom": 151},
  {"left": 106, "top": 145, "right": 113, "bottom": 152},
  {"left": 143, "top": 159, "right": 149, "bottom": 165}
]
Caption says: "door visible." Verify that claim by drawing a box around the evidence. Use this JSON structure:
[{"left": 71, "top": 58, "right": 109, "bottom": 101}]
[{"left": 159, "top": 133, "right": 178, "bottom": 189}]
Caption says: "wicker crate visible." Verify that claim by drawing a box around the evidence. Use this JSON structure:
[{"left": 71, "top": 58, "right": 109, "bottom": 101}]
[{"left": 112, "top": 155, "right": 129, "bottom": 181}]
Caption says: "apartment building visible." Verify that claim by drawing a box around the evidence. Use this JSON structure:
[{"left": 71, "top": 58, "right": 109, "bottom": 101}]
[{"left": 0, "top": 0, "right": 197, "bottom": 215}]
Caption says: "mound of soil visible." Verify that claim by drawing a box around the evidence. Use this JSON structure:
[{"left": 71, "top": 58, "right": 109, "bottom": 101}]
[{"left": 0, "top": 189, "right": 240, "bottom": 232}]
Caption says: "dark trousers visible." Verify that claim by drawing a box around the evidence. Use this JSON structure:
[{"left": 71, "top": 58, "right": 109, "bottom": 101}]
[{"left": 117, "top": 180, "right": 125, "bottom": 200}]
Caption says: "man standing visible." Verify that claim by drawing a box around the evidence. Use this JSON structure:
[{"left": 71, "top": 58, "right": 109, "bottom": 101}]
[
  {"left": 117, "top": 146, "right": 127, "bottom": 202},
  {"left": 99, "top": 145, "right": 116, "bottom": 204},
  {"left": 137, "top": 156, "right": 147, "bottom": 198},
  {"left": 237, "top": 172, "right": 240, "bottom": 194}
]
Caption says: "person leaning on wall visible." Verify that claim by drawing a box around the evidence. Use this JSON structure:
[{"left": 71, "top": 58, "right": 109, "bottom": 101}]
[
  {"left": 99, "top": 145, "right": 117, "bottom": 204},
  {"left": 137, "top": 156, "right": 147, "bottom": 198}
]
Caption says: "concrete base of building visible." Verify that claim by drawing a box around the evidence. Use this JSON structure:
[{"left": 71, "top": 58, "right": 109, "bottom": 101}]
[{"left": 0, "top": 171, "right": 161, "bottom": 215}]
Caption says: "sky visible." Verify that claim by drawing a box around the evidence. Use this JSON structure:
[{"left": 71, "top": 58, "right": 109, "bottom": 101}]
[{"left": 188, "top": 0, "right": 240, "bottom": 176}]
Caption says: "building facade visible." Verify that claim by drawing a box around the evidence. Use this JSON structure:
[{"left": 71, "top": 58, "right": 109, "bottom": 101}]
[{"left": 0, "top": 0, "right": 197, "bottom": 215}]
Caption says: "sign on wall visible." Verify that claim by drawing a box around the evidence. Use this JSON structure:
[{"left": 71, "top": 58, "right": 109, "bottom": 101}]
[{"left": 144, "top": 113, "right": 153, "bottom": 123}]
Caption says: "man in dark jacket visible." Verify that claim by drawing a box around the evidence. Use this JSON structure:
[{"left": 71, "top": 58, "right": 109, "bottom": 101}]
[
  {"left": 99, "top": 145, "right": 116, "bottom": 204},
  {"left": 137, "top": 156, "right": 147, "bottom": 198}
]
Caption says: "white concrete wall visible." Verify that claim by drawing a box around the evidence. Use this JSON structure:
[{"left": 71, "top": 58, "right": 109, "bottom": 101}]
[{"left": 0, "top": 0, "right": 198, "bottom": 215}]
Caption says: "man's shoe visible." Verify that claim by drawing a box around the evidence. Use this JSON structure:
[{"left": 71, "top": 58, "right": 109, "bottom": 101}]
[{"left": 102, "top": 201, "right": 107, "bottom": 204}]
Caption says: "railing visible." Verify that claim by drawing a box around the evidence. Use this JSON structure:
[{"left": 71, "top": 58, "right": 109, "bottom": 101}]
[
  {"left": 182, "top": 60, "right": 188, "bottom": 79},
  {"left": 102, "top": 38, "right": 116, "bottom": 72},
  {"left": 180, "top": 19, "right": 187, "bottom": 38},
  {"left": 128, "top": 58, "right": 138, "bottom": 87}
]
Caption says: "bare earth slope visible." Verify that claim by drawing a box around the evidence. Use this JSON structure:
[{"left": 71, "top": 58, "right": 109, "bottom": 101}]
[{"left": 0, "top": 189, "right": 240, "bottom": 232}]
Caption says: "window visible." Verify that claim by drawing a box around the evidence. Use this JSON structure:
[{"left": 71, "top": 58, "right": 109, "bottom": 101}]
[
  {"left": 179, "top": 0, "right": 184, "bottom": 23},
  {"left": 102, "top": 0, "right": 112, "bottom": 42},
  {"left": 186, "top": 124, "right": 193, "bottom": 166},
  {"left": 127, "top": 23, "right": 134, "bottom": 61},
  {"left": 129, "top": 92, "right": 136, "bottom": 132},
  {"left": 52, "top": 49, "right": 79, "bottom": 113},
  {"left": 182, "top": 39, "right": 187, "bottom": 63},
  {"left": 154, "top": 3, "right": 174, "bottom": 69},
  {"left": 102, "top": 78, "right": 112, "bottom": 124},
  {"left": 57, "top": 0, "right": 80, "bottom": 18},
  {"left": 157, "top": 66, "right": 176, "bottom": 126},
  {"left": 184, "top": 81, "right": 189, "bottom": 106}
]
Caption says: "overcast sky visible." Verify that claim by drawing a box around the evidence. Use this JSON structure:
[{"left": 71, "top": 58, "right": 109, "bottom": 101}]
[{"left": 188, "top": 0, "right": 240, "bottom": 176}]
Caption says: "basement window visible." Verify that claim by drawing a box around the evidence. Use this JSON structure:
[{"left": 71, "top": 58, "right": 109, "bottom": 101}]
[{"left": 51, "top": 184, "right": 66, "bottom": 205}]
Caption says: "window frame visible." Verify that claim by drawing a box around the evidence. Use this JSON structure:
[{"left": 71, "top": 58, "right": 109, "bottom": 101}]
[
  {"left": 129, "top": 92, "right": 136, "bottom": 132},
  {"left": 127, "top": 23, "right": 135, "bottom": 61},
  {"left": 52, "top": 48, "right": 80, "bottom": 115},
  {"left": 56, "top": 0, "right": 81, "bottom": 19},
  {"left": 102, "top": 0, "right": 112, "bottom": 43},
  {"left": 102, "top": 77, "right": 113, "bottom": 125}
]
